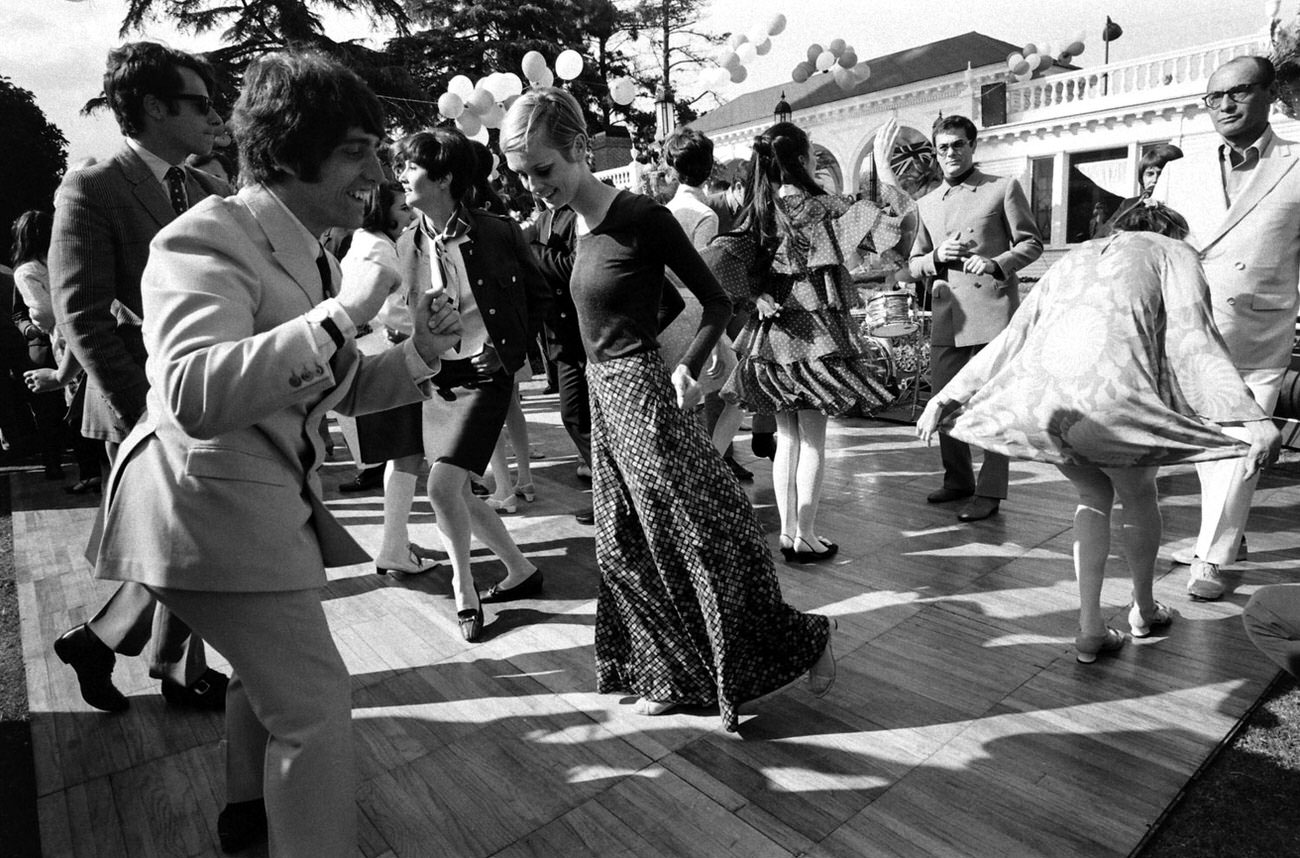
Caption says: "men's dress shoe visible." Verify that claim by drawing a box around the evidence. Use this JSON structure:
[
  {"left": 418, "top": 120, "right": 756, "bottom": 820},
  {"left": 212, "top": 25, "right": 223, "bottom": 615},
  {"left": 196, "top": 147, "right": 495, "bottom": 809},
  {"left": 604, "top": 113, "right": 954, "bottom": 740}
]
[
  {"left": 458, "top": 606, "right": 485, "bottom": 642},
  {"left": 217, "top": 798, "right": 267, "bottom": 854},
  {"left": 1171, "top": 537, "right": 1247, "bottom": 567},
  {"left": 53, "top": 624, "right": 129, "bottom": 712},
  {"left": 927, "top": 486, "right": 974, "bottom": 504},
  {"left": 725, "top": 456, "right": 754, "bottom": 483},
  {"left": 338, "top": 466, "right": 383, "bottom": 493},
  {"left": 480, "top": 570, "right": 544, "bottom": 603},
  {"left": 574, "top": 508, "right": 596, "bottom": 525},
  {"left": 957, "top": 497, "right": 1000, "bottom": 522},
  {"left": 1186, "top": 559, "right": 1226, "bottom": 601},
  {"left": 161, "top": 668, "right": 229, "bottom": 711}
]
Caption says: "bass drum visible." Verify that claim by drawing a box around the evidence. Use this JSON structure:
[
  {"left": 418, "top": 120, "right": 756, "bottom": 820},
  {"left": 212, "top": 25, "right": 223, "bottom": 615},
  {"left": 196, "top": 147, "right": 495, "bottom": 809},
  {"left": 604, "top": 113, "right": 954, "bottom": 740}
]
[{"left": 1276, "top": 368, "right": 1300, "bottom": 420}]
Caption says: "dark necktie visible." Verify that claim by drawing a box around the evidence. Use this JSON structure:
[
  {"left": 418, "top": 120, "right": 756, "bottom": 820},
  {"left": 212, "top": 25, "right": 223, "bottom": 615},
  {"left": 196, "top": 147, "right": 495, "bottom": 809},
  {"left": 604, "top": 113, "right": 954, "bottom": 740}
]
[
  {"left": 315, "top": 247, "right": 336, "bottom": 299},
  {"left": 164, "top": 166, "right": 189, "bottom": 215}
]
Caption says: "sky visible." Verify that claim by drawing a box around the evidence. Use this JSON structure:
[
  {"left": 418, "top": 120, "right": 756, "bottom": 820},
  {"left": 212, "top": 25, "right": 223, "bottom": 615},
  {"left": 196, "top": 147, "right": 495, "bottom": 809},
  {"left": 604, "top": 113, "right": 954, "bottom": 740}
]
[{"left": 0, "top": 0, "right": 1279, "bottom": 165}]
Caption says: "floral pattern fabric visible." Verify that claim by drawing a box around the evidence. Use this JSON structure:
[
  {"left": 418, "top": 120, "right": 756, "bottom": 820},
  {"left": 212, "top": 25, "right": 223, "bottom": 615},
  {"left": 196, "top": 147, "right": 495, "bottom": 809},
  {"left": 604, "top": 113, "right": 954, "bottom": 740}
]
[{"left": 938, "top": 231, "right": 1266, "bottom": 467}]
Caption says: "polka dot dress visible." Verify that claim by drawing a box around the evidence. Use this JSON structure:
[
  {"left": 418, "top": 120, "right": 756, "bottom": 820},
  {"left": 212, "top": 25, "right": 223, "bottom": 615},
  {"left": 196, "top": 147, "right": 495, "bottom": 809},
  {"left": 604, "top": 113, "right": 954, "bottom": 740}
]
[{"left": 588, "top": 352, "right": 831, "bottom": 732}]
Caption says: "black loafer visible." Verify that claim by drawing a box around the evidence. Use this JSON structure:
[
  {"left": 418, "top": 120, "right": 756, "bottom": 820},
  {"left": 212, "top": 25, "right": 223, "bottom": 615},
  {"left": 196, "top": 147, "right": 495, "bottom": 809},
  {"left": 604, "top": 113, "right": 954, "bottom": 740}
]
[
  {"left": 161, "top": 668, "right": 229, "bottom": 711},
  {"left": 458, "top": 607, "right": 484, "bottom": 642},
  {"left": 480, "top": 570, "right": 544, "bottom": 603},
  {"left": 957, "top": 497, "right": 1000, "bottom": 522},
  {"left": 53, "top": 623, "right": 129, "bottom": 712},
  {"left": 218, "top": 798, "right": 267, "bottom": 853}
]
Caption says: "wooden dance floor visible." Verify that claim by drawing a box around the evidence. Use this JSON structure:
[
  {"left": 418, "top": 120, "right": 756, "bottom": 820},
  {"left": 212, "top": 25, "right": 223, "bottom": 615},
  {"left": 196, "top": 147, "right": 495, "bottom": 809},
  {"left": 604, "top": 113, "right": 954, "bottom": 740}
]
[{"left": 13, "top": 390, "right": 1299, "bottom": 858}]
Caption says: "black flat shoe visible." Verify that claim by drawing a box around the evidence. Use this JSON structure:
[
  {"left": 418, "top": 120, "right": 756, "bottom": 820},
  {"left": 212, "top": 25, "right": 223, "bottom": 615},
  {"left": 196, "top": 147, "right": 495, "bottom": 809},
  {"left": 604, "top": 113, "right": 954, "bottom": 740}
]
[
  {"left": 458, "top": 606, "right": 484, "bottom": 642},
  {"left": 64, "top": 477, "right": 103, "bottom": 495},
  {"left": 338, "top": 467, "right": 383, "bottom": 493},
  {"left": 53, "top": 623, "right": 128, "bottom": 712},
  {"left": 789, "top": 537, "right": 838, "bottom": 564},
  {"left": 161, "top": 668, "right": 229, "bottom": 711},
  {"left": 480, "top": 570, "right": 544, "bottom": 603}
]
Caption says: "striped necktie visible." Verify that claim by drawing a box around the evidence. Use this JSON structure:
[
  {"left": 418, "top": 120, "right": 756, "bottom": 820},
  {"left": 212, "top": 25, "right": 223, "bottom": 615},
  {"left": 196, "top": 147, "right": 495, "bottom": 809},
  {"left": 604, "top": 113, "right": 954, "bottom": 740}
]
[{"left": 164, "top": 166, "right": 189, "bottom": 215}]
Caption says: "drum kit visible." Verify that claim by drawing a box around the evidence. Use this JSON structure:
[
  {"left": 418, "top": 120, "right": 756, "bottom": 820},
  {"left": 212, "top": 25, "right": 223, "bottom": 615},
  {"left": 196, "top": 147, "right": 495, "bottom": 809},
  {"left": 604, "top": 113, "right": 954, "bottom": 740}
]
[{"left": 852, "top": 288, "right": 932, "bottom": 416}]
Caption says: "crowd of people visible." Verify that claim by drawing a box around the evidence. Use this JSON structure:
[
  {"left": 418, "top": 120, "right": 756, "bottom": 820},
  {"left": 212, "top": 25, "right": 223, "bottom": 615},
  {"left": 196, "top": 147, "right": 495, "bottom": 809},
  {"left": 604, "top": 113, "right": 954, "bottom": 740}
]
[{"left": 2, "top": 38, "right": 1298, "bottom": 858}]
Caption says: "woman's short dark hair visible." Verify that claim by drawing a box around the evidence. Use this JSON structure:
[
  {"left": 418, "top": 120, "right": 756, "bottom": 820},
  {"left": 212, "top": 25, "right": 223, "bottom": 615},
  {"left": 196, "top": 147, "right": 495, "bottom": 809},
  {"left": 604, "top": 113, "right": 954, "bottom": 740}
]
[
  {"left": 230, "top": 51, "right": 385, "bottom": 185},
  {"left": 360, "top": 181, "right": 405, "bottom": 234},
  {"left": 392, "top": 128, "right": 476, "bottom": 203},
  {"left": 931, "top": 114, "right": 978, "bottom": 143},
  {"left": 103, "top": 42, "right": 218, "bottom": 137},
  {"left": 1138, "top": 143, "right": 1183, "bottom": 174},
  {"left": 1112, "top": 201, "right": 1190, "bottom": 240},
  {"left": 10, "top": 210, "right": 53, "bottom": 267},
  {"left": 664, "top": 127, "right": 715, "bottom": 187}
]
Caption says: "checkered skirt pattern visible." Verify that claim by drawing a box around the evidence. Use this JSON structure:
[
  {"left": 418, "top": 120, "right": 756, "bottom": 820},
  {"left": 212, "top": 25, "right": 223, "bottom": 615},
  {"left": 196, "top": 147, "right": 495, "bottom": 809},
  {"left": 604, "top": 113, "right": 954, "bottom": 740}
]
[{"left": 588, "top": 351, "right": 831, "bottom": 731}]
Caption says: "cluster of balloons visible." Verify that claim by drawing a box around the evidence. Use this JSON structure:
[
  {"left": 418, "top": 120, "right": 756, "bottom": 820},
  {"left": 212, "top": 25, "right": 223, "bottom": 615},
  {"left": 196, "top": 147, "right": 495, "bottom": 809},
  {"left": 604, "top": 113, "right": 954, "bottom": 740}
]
[
  {"left": 701, "top": 14, "right": 787, "bottom": 89},
  {"left": 1005, "top": 34, "right": 1086, "bottom": 83},
  {"left": 790, "top": 38, "right": 871, "bottom": 91}
]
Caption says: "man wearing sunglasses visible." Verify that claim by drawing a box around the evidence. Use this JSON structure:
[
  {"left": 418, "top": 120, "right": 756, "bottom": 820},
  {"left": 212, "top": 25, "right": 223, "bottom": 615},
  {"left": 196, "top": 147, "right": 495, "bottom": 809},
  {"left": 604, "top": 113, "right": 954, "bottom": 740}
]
[
  {"left": 1155, "top": 56, "right": 1300, "bottom": 600},
  {"left": 49, "top": 42, "right": 230, "bottom": 712}
]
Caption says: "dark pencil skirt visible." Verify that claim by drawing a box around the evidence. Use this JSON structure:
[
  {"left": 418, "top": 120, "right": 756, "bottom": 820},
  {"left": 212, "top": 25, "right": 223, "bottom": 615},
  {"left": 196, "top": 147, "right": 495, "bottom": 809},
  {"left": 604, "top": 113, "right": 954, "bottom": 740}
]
[
  {"left": 355, "top": 401, "right": 423, "bottom": 464},
  {"left": 422, "top": 362, "right": 512, "bottom": 475}
]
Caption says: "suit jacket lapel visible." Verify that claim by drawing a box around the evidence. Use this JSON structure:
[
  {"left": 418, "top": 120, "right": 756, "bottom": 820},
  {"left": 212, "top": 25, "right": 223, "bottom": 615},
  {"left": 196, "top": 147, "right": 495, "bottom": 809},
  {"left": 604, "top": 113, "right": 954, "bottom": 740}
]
[
  {"left": 239, "top": 185, "right": 323, "bottom": 305},
  {"left": 119, "top": 146, "right": 177, "bottom": 229},
  {"left": 1201, "top": 141, "right": 1299, "bottom": 252}
]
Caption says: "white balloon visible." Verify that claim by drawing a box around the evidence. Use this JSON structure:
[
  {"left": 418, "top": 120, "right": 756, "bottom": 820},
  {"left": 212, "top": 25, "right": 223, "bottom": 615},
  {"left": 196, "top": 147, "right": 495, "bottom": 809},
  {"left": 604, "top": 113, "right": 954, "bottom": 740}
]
[
  {"left": 1007, "top": 52, "right": 1024, "bottom": 70},
  {"left": 815, "top": 50, "right": 836, "bottom": 72},
  {"left": 500, "top": 72, "right": 523, "bottom": 99},
  {"left": 853, "top": 63, "right": 872, "bottom": 82},
  {"left": 832, "top": 65, "right": 855, "bottom": 90},
  {"left": 736, "top": 43, "right": 757, "bottom": 65},
  {"left": 437, "top": 91, "right": 465, "bottom": 119},
  {"left": 466, "top": 87, "right": 495, "bottom": 115},
  {"left": 555, "top": 49, "right": 584, "bottom": 80},
  {"left": 537, "top": 67, "right": 555, "bottom": 88},
  {"left": 1014, "top": 70, "right": 1033, "bottom": 83},
  {"left": 469, "top": 125, "right": 489, "bottom": 144},
  {"left": 768, "top": 13, "right": 787, "bottom": 36},
  {"left": 1024, "top": 53, "right": 1043, "bottom": 72},
  {"left": 483, "top": 73, "right": 510, "bottom": 101},
  {"left": 729, "top": 32, "right": 749, "bottom": 48},
  {"left": 456, "top": 111, "right": 482, "bottom": 136},
  {"left": 610, "top": 76, "right": 637, "bottom": 105},
  {"left": 754, "top": 38, "right": 772, "bottom": 56},
  {"left": 448, "top": 75, "right": 474, "bottom": 99},
  {"left": 521, "top": 51, "right": 547, "bottom": 82}
]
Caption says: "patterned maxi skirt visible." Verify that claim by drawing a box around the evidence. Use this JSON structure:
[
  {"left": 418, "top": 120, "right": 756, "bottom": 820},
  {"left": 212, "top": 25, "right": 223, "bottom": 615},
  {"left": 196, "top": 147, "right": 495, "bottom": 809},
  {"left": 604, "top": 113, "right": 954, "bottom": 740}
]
[{"left": 588, "top": 351, "right": 831, "bottom": 731}]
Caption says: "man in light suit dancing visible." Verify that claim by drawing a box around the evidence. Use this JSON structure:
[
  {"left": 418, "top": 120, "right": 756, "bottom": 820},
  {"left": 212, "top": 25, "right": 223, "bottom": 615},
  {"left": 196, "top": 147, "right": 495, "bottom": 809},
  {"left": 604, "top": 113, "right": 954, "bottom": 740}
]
[
  {"left": 91, "top": 52, "right": 462, "bottom": 856},
  {"left": 1157, "top": 56, "right": 1300, "bottom": 600},
  {"left": 909, "top": 115, "right": 1043, "bottom": 522},
  {"left": 49, "top": 42, "right": 231, "bottom": 712}
]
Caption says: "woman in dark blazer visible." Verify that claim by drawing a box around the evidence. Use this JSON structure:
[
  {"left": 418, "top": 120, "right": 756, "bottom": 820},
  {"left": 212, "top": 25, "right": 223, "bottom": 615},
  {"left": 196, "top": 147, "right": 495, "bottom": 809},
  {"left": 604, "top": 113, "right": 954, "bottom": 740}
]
[{"left": 395, "top": 128, "right": 551, "bottom": 641}]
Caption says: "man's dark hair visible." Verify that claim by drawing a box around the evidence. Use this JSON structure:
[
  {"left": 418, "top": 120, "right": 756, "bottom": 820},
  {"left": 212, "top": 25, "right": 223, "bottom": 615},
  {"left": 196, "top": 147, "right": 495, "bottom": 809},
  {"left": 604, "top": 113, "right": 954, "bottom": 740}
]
[
  {"left": 707, "top": 178, "right": 730, "bottom": 193},
  {"left": 1112, "top": 201, "right": 1190, "bottom": 240},
  {"left": 230, "top": 51, "right": 385, "bottom": 185},
  {"left": 392, "top": 128, "right": 476, "bottom": 203},
  {"left": 931, "top": 114, "right": 978, "bottom": 144},
  {"left": 103, "top": 42, "right": 217, "bottom": 137},
  {"left": 664, "top": 127, "right": 715, "bottom": 187}
]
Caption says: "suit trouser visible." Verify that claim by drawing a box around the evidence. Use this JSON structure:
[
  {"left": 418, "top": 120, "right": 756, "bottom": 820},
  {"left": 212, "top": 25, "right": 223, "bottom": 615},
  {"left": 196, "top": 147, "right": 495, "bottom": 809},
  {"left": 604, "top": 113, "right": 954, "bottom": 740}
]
[
  {"left": 555, "top": 356, "right": 591, "bottom": 468},
  {"left": 1243, "top": 584, "right": 1300, "bottom": 678},
  {"left": 930, "top": 342, "right": 1009, "bottom": 499},
  {"left": 1191, "top": 367, "right": 1284, "bottom": 566},
  {"left": 85, "top": 438, "right": 207, "bottom": 685},
  {"left": 149, "top": 585, "right": 356, "bottom": 858}
]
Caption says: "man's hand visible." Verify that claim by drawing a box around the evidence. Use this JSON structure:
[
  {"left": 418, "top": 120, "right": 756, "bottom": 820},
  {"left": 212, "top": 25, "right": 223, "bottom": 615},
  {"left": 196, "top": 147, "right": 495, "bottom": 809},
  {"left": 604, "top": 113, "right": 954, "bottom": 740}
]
[
  {"left": 755, "top": 293, "right": 782, "bottom": 319},
  {"left": 672, "top": 364, "right": 704, "bottom": 411},
  {"left": 24, "top": 368, "right": 62, "bottom": 394},
  {"left": 1242, "top": 418, "right": 1282, "bottom": 480},
  {"left": 336, "top": 267, "right": 401, "bottom": 328},
  {"left": 468, "top": 345, "right": 503, "bottom": 377},
  {"left": 412, "top": 290, "right": 463, "bottom": 366},
  {"left": 935, "top": 238, "right": 971, "bottom": 264},
  {"left": 873, "top": 117, "right": 902, "bottom": 188},
  {"left": 961, "top": 254, "right": 996, "bottom": 277}
]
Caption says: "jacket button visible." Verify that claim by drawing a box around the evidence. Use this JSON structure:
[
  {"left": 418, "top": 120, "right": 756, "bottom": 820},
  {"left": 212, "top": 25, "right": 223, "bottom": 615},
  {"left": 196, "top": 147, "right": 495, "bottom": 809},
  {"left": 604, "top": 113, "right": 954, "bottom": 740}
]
[
  {"left": 1234, "top": 261, "right": 1246, "bottom": 270},
  {"left": 489, "top": 308, "right": 496, "bottom": 314},
  {"left": 1227, "top": 297, "right": 1236, "bottom": 305},
  {"left": 477, "top": 279, "right": 484, "bottom": 285},
  {"left": 315, "top": 365, "right": 325, "bottom": 375},
  {"left": 560, "top": 312, "right": 567, "bottom": 318},
  {"left": 289, "top": 375, "right": 302, "bottom": 387}
]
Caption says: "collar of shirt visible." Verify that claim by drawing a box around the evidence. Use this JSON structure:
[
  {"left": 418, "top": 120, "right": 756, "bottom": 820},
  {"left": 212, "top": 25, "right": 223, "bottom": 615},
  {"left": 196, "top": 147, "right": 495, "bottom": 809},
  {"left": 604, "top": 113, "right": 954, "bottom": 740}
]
[
  {"left": 1220, "top": 125, "right": 1275, "bottom": 169},
  {"left": 420, "top": 206, "right": 473, "bottom": 247},
  {"left": 264, "top": 186, "right": 328, "bottom": 262},
  {"left": 941, "top": 167, "right": 979, "bottom": 198},
  {"left": 125, "top": 137, "right": 183, "bottom": 188},
  {"left": 673, "top": 184, "right": 710, "bottom": 205}
]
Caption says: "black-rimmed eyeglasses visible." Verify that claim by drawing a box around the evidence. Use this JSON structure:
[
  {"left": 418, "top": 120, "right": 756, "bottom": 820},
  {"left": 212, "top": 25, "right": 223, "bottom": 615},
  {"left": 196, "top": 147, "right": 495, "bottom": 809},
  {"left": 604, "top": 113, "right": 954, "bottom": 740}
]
[
  {"left": 1202, "top": 82, "right": 1265, "bottom": 110},
  {"left": 169, "top": 94, "right": 214, "bottom": 114}
]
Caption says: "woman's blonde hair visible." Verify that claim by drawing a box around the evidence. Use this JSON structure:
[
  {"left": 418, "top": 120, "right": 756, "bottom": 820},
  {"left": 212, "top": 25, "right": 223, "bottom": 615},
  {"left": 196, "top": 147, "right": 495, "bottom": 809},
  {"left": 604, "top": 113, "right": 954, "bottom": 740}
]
[{"left": 500, "top": 86, "right": 588, "bottom": 161}]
